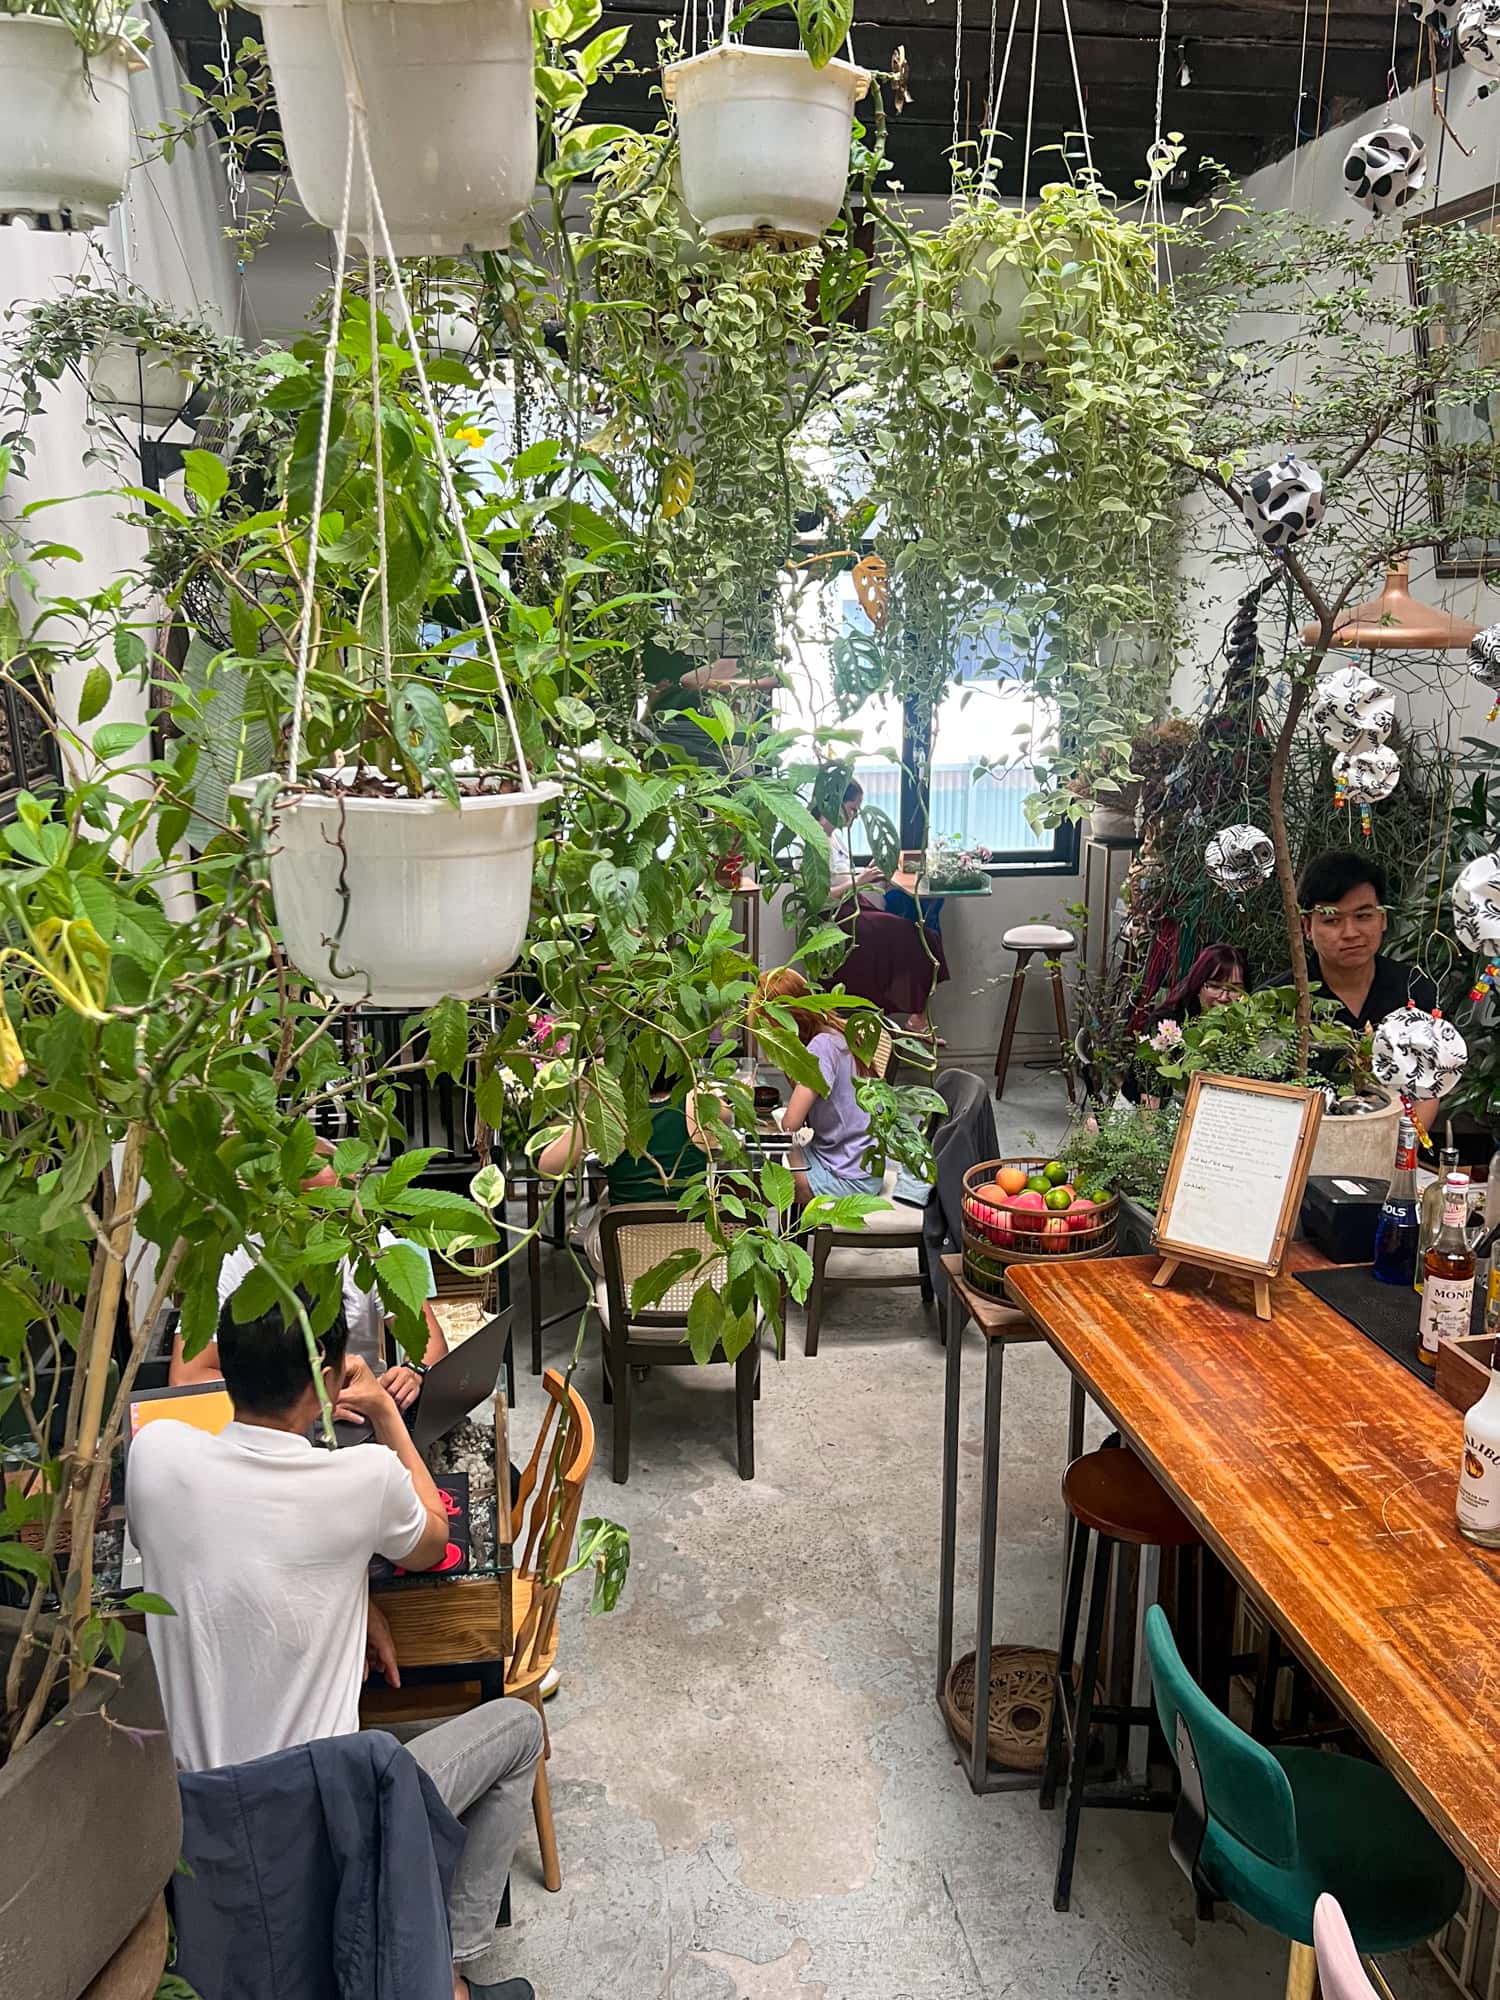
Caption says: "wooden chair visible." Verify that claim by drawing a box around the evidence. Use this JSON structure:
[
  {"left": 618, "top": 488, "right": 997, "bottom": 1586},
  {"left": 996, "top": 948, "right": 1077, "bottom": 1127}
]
[
  {"left": 363, "top": 1371, "right": 596, "bottom": 1898},
  {"left": 595, "top": 1205, "right": 761, "bottom": 1483},
  {"left": 993, "top": 922, "right": 1077, "bottom": 1100}
]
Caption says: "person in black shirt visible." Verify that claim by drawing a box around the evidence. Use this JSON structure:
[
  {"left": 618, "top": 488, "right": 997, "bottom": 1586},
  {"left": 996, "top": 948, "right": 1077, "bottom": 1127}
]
[{"left": 1263, "top": 849, "right": 1439, "bottom": 1127}]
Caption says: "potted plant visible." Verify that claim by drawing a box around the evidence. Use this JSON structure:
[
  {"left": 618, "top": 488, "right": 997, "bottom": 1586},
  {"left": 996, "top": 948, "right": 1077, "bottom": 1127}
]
[
  {"left": 0, "top": 0, "right": 148, "bottom": 228},
  {"left": 662, "top": 0, "right": 868, "bottom": 250},
  {"left": 243, "top": 0, "right": 539, "bottom": 253}
]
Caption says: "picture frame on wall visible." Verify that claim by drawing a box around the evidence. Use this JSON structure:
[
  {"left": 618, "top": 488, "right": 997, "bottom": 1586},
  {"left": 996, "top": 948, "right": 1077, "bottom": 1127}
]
[{"left": 1407, "top": 186, "right": 1500, "bottom": 578}]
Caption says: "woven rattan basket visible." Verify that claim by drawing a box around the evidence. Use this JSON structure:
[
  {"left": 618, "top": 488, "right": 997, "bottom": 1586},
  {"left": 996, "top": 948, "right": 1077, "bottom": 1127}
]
[
  {"left": 959, "top": 1156, "right": 1119, "bottom": 1296},
  {"left": 941, "top": 1644, "right": 1072, "bottom": 1773}
]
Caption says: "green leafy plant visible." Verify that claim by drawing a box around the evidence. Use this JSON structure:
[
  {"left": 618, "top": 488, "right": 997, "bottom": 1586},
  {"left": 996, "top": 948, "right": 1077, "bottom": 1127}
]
[
  {"left": 728, "top": 0, "right": 854, "bottom": 67},
  {"left": 0, "top": 0, "right": 148, "bottom": 58},
  {"left": 1060, "top": 1103, "right": 1180, "bottom": 1206},
  {"left": 1132, "top": 986, "right": 1364, "bottom": 1094}
]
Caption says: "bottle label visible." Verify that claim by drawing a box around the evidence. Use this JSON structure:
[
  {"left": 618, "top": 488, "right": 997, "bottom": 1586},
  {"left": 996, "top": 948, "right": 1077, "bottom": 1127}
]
[
  {"left": 1420, "top": 1274, "right": 1474, "bottom": 1358},
  {"left": 1458, "top": 1421, "right": 1500, "bottom": 1531}
]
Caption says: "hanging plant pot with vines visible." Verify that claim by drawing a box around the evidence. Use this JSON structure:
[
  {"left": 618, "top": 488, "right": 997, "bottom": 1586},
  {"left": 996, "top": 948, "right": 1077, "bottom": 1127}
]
[
  {"left": 0, "top": 3, "right": 148, "bottom": 228},
  {"left": 244, "top": 0, "right": 542, "bottom": 253},
  {"left": 663, "top": 0, "right": 868, "bottom": 250},
  {"left": 223, "top": 196, "right": 558, "bottom": 1007}
]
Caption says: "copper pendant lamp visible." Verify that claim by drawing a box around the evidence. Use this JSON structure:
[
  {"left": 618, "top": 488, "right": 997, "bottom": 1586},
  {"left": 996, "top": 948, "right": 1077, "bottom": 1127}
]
[{"left": 1299, "top": 556, "right": 1477, "bottom": 651}]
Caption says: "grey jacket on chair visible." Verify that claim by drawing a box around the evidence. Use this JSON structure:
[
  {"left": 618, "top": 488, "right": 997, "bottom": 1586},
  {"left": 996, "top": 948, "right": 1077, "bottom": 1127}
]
[
  {"left": 173, "top": 1730, "right": 465, "bottom": 2000},
  {"left": 922, "top": 1068, "right": 999, "bottom": 1303}
]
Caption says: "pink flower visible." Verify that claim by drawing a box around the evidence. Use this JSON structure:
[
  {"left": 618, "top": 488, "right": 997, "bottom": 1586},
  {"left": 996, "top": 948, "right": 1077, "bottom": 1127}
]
[{"left": 1148, "top": 1018, "right": 1184, "bottom": 1053}]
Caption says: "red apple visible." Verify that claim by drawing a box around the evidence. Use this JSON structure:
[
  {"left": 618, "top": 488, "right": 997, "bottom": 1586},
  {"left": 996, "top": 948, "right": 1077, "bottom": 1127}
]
[{"left": 1066, "top": 1196, "right": 1097, "bottom": 1234}]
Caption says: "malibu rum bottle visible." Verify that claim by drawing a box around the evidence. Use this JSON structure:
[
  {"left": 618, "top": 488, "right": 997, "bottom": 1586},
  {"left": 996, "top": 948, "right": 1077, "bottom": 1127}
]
[
  {"left": 1418, "top": 1174, "right": 1476, "bottom": 1368},
  {"left": 1458, "top": 1365, "right": 1500, "bottom": 1547}
]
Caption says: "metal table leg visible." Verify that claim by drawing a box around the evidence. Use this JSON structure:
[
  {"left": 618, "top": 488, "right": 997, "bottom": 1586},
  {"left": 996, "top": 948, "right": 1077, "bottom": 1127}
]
[
  {"left": 937, "top": 1282, "right": 965, "bottom": 1698},
  {"left": 969, "top": 1335, "right": 1006, "bottom": 1790}
]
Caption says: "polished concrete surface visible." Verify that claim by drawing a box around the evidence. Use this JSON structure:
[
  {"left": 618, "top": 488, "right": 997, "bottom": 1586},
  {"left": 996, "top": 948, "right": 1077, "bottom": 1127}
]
[{"left": 495, "top": 1071, "right": 1452, "bottom": 1999}]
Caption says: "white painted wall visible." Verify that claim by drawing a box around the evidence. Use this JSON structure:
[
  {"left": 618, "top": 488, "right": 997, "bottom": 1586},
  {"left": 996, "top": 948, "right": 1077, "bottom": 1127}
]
[{"left": 1172, "top": 75, "right": 1500, "bottom": 741}]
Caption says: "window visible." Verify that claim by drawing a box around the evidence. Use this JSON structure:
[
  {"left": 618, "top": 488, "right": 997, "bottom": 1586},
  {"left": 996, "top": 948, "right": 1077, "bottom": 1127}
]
[{"left": 776, "top": 568, "right": 1076, "bottom": 872}]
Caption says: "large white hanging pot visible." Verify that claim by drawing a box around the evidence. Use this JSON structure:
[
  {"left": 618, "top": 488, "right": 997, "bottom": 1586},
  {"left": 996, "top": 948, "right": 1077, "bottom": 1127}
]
[
  {"left": 0, "top": 17, "right": 141, "bottom": 228},
  {"left": 243, "top": 0, "right": 539, "bottom": 255},
  {"left": 662, "top": 45, "right": 869, "bottom": 251},
  {"left": 88, "top": 342, "right": 196, "bottom": 428},
  {"left": 956, "top": 243, "right": 1043, "bottom": 362},
  {"left": 233, "top": 778, "right": 562, "bottom": 1006}
]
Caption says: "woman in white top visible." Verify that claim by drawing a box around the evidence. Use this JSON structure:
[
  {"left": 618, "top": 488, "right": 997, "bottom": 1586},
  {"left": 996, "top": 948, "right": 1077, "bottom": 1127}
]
[{"left": 818, "top": 780, "right": 949, "bottom": 1038}]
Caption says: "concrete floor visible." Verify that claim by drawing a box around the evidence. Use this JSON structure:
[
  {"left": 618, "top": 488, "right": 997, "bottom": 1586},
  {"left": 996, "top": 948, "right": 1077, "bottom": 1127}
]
[{"left": 496, "top": 1071, "right": 1453, "bottom": 2000}]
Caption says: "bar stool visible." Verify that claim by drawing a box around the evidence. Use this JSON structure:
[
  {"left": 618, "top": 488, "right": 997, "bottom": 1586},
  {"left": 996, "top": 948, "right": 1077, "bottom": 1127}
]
[
  {"left": 1041, "top": 1444, "right": 1201, "bottom": 1912},
  {"left": 994, "top": 923, "right": 1076, "bottom": 1101}
]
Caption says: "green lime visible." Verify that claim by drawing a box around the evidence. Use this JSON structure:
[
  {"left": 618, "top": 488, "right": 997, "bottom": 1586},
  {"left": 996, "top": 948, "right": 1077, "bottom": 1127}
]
[
  {"left": 1045, "top": 1187, "right": 1073, "bottom": 1212},
  {"left": 1081, "top": 1186, "right": 1111, "bottom": 1206},
  {"left": 1025, "top": 1174, "right": 1050, "bottom": 1195},
  {"left": 1043, "top": 1159, "right": 1068, "bottom": 1186}
]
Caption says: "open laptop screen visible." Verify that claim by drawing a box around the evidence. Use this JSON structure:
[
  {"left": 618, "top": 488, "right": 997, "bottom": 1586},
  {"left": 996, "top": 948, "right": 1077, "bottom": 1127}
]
[{"left": 126, "top": 1382, "right": 235, "bottom": 1445}]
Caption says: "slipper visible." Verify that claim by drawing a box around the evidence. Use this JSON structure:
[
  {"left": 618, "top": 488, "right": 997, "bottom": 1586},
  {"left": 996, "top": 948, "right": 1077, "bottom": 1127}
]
[{"left": 464, "top": 1981, "right": 535, "bottom": 2000}]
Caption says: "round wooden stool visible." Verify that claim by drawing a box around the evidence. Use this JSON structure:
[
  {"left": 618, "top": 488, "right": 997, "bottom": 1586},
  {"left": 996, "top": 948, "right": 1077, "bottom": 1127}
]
[
  {"left": 1040, "top": 1444, "right": 1202, "bottom": 1911},
  {"left": 993, "top": 923, "right": 1076, "bottom": 1101}
]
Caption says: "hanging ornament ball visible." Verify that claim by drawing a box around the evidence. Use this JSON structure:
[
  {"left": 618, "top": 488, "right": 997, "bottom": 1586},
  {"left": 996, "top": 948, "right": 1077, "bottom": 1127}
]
[
  {"left": 1204, "top": 822, "right": 1275, "bottom": 892},
  {"left": 1309, "top": 663, "right": 1395, "bottom": 749},
  {"left": 1453, "top": 853, "right": 1500, "bottom": 952},
  {"left": 1409, "top": 0, "right": 1460, "bottom": 28},
  {"left": 1372, "top": 1003, "right": 1468, "bottom": 1102},
  {"left": 1240, "top": 453, "right": 1325, "bottom": 549},
  {"left": 1470, "top": 624, "right": 1500, "bottom": 691},
  {"left": 1342, "top": 125, "right": 1428, "bottom": 216},
  {"left": 1331, "top": 743, "right": 1401, "bottom": 806},
  {"left": 1458, "top": 0, "right": 1500, "bottom": 76}
]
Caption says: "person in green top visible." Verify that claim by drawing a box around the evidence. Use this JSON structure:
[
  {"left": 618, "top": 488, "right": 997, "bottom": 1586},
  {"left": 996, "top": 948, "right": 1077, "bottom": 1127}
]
[{"left": 536, "top": 1070, "right": 720, "bottom": 1271}]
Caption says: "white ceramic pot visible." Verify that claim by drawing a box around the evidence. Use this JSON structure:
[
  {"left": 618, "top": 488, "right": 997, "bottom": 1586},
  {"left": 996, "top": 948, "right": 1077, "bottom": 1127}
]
[
  {"left": 233, "top": 778, "right": 562, "bottom": 1006},
  {"left": 956, "top": 242, "right": 1042, "bottom": 361},
  {"left": 663, "top": 45, "right": 869, "bottom": 250},
  {"left": 1310, "top": 1088, "right": 1403, "bottom": 1181},
  {"left": 0, "top": 17, "right": 140, "bottom": 228},
  {"left": 244, "top": 0, "right": 538, "bottom": 255},
  {"left": 88, "top": 342, "right": 196, "bottom": 428}
]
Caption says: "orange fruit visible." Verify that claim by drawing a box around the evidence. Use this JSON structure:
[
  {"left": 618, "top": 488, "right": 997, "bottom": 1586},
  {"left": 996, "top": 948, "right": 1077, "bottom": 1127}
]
[{"left": 997, "top": 1165, "right": 1028, "bottom": 1196}]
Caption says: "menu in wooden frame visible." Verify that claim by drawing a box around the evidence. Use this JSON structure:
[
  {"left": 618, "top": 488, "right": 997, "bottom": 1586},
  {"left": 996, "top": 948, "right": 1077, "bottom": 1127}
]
[{"left": 1151, "top": 1074, "right": 1323, "bottom": 1321}]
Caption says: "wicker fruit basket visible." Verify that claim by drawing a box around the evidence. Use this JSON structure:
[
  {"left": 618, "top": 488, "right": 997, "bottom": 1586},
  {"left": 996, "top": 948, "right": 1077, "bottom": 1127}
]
[{"left": 960, "top": 1155, "right": 1119, "bottom": 1299}]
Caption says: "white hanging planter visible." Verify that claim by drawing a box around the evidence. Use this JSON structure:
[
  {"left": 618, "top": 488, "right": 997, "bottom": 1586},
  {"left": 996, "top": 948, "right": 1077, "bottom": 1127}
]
[
  {"left": 244, "top": 0, "right": 540, "bottom": 255},
  {"left": 0, "top": 17, "right": 141, "bottom": 229},
  {"left": 88, "top": 342, "right": 196, "bottom": 428},
  {"left": 232, "top": 777, "right": 562, "bottom": 1007},
  {"left": 956, "top": 243, "right": 1042, "bottom": 362},
  {"left": 663, "top": 45, "right": 869, "bottom": 251}
]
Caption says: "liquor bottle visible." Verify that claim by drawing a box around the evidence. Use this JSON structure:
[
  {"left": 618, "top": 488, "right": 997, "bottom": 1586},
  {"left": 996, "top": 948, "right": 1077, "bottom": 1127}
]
[
  {"left": 1484, "top": 1142, "right": 1500, "bottom": 1338},
  {"left": 1414, "top": 1141, "right": 1461, "bottom": 1295},
  {"left": 1457, "top": 1364, "right": 1500, "bottom": 1547},
  {"left": 1372, "top": 1117, "right": 1421, "bottom": 1287},
  {"left": 1418, "top": 1174, "right": 1476, "bottom": 1367}
]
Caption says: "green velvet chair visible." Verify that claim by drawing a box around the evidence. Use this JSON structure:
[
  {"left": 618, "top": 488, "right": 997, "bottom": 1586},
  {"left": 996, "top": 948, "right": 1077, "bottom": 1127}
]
[{"left": 1144, "top": 1605, "right": 1464, "bottom": 1996}]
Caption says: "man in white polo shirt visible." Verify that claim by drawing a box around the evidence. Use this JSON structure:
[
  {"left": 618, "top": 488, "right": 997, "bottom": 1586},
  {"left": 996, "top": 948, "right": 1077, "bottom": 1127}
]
[{"left": 127, "top": 1290, "right": 540, "bottom": 2000}]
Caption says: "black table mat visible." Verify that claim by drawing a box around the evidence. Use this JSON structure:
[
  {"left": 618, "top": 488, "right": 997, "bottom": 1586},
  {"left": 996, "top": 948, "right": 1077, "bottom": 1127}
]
[{"left": 1293, "top": 1263, "right": 1484, "bottom": 1388}]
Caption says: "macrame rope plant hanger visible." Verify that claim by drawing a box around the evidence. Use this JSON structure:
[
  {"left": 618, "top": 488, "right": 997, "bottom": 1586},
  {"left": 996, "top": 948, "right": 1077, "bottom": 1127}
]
[
  {"left": 253, "top": 0, "right": 560, "bottom": 1012},
  {"left": 970, "top": 0, "right": 1097, "bottom": 201}
]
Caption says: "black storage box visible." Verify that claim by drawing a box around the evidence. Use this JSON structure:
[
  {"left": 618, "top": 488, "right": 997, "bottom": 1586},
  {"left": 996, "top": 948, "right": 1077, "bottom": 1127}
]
[{"left": 1300, "top": 1173, "right": 1387, "bottom": 1265}]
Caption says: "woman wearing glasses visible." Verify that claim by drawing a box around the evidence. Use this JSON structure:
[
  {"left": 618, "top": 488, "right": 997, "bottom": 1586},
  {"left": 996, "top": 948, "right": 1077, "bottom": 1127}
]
[{"left": 1122, "top": 944, "right": 1251, "bottom": 1105}]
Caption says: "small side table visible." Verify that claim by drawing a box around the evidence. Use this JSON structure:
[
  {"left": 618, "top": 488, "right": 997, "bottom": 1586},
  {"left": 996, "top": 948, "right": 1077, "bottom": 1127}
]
[
  {"left": 1081, "top": 833, "right": 1140, "bottom": 983},
  {"left": 937, "top": 1255, "right": 1086, "bottom": 1794}
]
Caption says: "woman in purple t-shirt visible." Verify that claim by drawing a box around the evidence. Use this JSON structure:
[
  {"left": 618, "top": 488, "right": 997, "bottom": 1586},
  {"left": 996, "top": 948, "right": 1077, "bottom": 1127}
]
[{"left": 755, "top": 969, "right": 885, "bottom": 1205}]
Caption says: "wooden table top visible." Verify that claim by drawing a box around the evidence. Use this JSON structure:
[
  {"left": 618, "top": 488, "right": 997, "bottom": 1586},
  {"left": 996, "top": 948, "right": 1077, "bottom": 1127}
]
[{"left": 1004, "top": 1252, "right": 1500, "bottom": 1898}]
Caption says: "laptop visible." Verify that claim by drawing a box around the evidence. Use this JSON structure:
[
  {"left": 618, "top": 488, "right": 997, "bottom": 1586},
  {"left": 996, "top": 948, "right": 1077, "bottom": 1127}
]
[
  {"left": 332, "top": 1308, "right": 512, "bottom": 1453},
  {"left": 118, "top": 1382, "right": 237, "bottom": 1591}
]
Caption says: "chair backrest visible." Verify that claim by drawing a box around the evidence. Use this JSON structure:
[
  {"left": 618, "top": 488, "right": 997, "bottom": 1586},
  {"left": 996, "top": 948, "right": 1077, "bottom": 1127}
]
[
  {"left": 1144, "top": 1605, "right": 1298, "bottom": 1868},
  {"left": 871, "top": 1023, "right": 893, "bottom": 1080},
  {"left": 508, "top": 1367, "right": 596, "bottom": 1678},
  {"left": 1313, "top": 1895, "right": 1380, "bottom": 2000},
  {"left": 598, "top": 1205, "right": 725, "bottom": 1333}
]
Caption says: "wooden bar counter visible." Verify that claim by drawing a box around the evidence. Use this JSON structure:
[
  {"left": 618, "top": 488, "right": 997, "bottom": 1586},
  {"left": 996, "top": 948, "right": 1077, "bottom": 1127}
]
[{"left": 1004, "top": 1253, "right": 1500, "bottom": 1900}]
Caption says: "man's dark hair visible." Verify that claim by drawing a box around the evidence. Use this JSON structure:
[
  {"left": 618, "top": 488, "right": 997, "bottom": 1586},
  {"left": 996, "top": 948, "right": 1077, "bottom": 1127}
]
[
  {"left": 1296, "top": 849, "right": 1388, "bottom": 910},
  {"left": 217, "top": 1287, "right": 349, "bottom": 1416}
]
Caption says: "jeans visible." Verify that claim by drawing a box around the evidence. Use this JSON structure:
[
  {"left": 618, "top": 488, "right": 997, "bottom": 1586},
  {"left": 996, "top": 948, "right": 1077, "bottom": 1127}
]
[{"left": 404, "top": 1697, "right": 546, "bottom": 1964}]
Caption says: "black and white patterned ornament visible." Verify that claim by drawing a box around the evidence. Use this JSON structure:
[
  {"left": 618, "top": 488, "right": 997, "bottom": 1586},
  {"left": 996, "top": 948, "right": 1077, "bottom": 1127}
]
[
  {"left": 1458, "top": 0, "right": 1500, "bottom": 76},
  {"left": 1309, "top": 663, "right": 1395, "bottom": 749},
  {"left": 1332, "top": 743, "right": 1400, "bottom": 835},
  {"left": 1372, "top": 1003, "right": 1467, "bottom": 1103},
  {"left": 1409, "top": 0, "right": 1459, "bottom": 33},
  {"left": 1240, "top": 454, "right": 1325, "bottom": 549},
  {"left": 1342, "top": 125, "right": 1427, "bottom": 216},
  {"left": 1454, "top": 853, "right": 1500, "bottom": 952},
  {"left": 1204, "top": 822, "right": 1275, "bottom": 892},
  {"left": 1471, "top": 625, "right": 1500, "bottom": 719}
]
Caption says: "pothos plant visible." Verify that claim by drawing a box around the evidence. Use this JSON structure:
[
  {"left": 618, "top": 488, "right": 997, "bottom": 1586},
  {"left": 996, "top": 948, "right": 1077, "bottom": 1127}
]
[
  {"left": 1132, "top": 985, "right": 1366, "bottom": 1096},
  {"left": 0, "top": 0, "right": 149, "bottom": 57},
  {"left": 728, "top": 0, "right": 855, "bottom": 66}
]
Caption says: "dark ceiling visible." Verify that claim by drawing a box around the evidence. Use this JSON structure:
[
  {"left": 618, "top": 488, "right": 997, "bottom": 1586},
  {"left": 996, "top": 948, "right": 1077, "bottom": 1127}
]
[{"left": 163, "top": 0, "right": 1422, "bottom": 203}]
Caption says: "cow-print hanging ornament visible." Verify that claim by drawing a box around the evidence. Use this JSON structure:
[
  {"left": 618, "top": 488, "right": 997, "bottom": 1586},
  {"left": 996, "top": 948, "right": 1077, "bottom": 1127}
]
[
  {"left": 1458, "top": 0, "right": 1500, "bottom": 80},
  {"left": 1309, "top": 663, "right": 1395, "bottom": 750},
  {"left": 1240, "top": 454, "right": 1325, "bottom": 550},
  {"left": 1471, "top": 625, "right": 1500, "bottom": 719},
  {"left": 1342, "top": 125, "right": 1427, "bottom": 216},
  {"left": 1204, "top": 823, "right": 1275, "bottom": 893},
  {"left": 1408, "top": 0, "right": 1459, "bottom": 34},
  {"left": 1372, "top": 1003, "right": 1467, "bottom": 1106}
]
